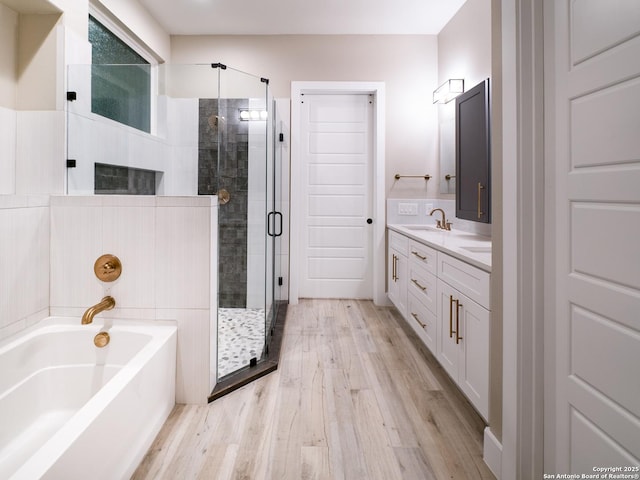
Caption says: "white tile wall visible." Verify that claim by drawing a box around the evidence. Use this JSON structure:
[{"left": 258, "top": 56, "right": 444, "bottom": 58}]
[
  {"left": 16, "top": 111, "right": 65, "bottom": 195},
  {"left": 387, "top": 198, "right": 492, "bottom": 237},
  {"left": 66, "top": 87, "right": 199, "bottom": 197},
  {"left": 0, "top": 106, "right": 16, "bottom": 194},
  {"left": 50, "top": 195, "right": 218, "bottom": 404},
  {"left": 0, "top": 196, "right": 50, "bottom": 341}
]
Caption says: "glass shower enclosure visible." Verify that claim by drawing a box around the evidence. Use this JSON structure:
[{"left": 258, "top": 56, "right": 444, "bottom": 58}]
[{"left": 66, "top": 62, "right": 283, "bottom": 392}]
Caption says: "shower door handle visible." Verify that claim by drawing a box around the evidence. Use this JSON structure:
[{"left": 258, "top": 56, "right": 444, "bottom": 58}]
[
  {"left": 274, "top": 212, "right": 283, "bottom": 237},
  {"left": 267, "top": 212, "right": 274, "bottom": 237},
  {"left": 267, "top": 212, "right": 283, "bottom": 237}
]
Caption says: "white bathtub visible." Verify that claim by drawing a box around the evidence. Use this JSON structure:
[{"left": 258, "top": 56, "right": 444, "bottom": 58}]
[{"left": 0, "top": 317, "right": 177, "bottom": 480}]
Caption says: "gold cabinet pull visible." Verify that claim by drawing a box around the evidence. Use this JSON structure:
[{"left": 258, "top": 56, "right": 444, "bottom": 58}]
[
  {"left": 449, "top": 295, "right": 454, "bottom": 338},
  {"left": 393, "top": 254, "right": 398, "bottom": 281},
  {"left": 411, "top": 278, "right": 427, "bottom": 291},
  {"left": 411, "top": 312, "right": 427, "bottom": 329},
  {"left": 477, "top": 182, "right": 485, "bottom": 219},
  {"left": 455, "top": 299, "right": 463, "bottom": 344},
  {"left": 392, "top": 254, "right": 396, "bottom": 281},
  {"left": 411, "top": 251, "right": 427, "bottom": 261}
]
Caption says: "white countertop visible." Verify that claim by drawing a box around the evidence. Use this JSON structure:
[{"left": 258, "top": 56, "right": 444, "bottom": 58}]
[{"left": 388, "top": 224, "right": 492, "bottom": 272}]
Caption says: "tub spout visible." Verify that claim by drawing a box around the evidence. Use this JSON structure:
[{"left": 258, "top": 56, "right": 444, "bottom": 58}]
[{"left": 82, "top": 296, "right": 115, "bottom": 325}]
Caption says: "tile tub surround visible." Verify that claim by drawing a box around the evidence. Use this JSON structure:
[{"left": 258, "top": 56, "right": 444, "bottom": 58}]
[
  {"left": 0, "top": 196, "right": 50, "bottom": 342},
  {"left": 49, "top": 195, "right": 218, "bottom": 404}
]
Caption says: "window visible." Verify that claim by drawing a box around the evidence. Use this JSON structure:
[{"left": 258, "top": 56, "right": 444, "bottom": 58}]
[{"left": 88, "top": 15, "right": 151, "bottom": 133}]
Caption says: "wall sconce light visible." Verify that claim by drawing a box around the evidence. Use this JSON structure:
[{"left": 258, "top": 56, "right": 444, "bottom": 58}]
[
  {"left": 433, "top": 79, "right": 465, "bottom": 104},
  {"left": 239, "top": 109, "right": 268, "bottom": 121}
]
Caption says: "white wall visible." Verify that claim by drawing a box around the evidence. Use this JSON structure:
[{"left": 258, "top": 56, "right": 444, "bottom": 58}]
[
  {"left": 171, "top": 35, "right": 440, "bottom": 200},
  {"left": 0, "top": 2, "right": 64, "bottom": 340},
  {"left": 0, "top": 196, "right": 50, "bottom": 342}
]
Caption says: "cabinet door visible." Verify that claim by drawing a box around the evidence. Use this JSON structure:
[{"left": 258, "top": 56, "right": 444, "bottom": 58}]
[
  {"left": 455, "top": 79, "right": 490, "bottom": 223},
  {"left": 388, "top": 247, "right": 407, "bottom": 316},
  {"left": 436, "top": 280, "right": 459, "bottom": 381},
  {"left": 437, "top": 279, "right": 490, "bottom": 421},
  {"left": 457, "top": 290, "right": 490, "bottom": 421}
]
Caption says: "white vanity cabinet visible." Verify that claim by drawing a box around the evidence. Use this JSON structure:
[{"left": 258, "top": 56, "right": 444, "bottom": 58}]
[
  {"left": 388, "top": 230, "right": 408, "bottom": 317},
  {"left": 436, "top": 252, "right": 490, "bottom": 420},
  {"left": 387, "top": 227, "right": 490, "bottom": 421}
]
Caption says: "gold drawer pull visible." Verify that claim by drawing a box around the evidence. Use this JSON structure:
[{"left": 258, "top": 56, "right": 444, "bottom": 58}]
[
  {"left": 449, "top": 295, "right": 454, "bottom": 338},
  {"left": 455, "top": 299, "right": 463, "bottom": 344},
  {"left": 411, "top": 278, "right": 427, "bottom": 291},
  {"left": 411, "top": 312, "right": 427, "bottom": 329},
  {"left": 411, "top": 251, "right": 427, "bottom": 261},
  {"left": 392, "top": 254, "right": 397, "bottom": 281}
]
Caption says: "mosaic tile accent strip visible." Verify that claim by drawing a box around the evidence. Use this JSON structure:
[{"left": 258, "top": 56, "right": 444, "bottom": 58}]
[{"left": 217, "top": 308, "right": 265, "bottom": 379}]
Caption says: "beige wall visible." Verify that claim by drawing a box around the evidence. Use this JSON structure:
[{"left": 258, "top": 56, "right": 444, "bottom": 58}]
[
  {"left": 437, "top": 0, "right": 492, "bottom": 198},
  {"left": 97, "top": 0, "right": 170, "bottom": 62},
  {"left": 17, "top": 13, "right": 62, "bottom": 111},
  {"left": 438, "top": 0, "right": 492, "bottom": 91},
  {"left": 0, "top": 4, "right": 17, "bottom": 109},
  {"left": 171, "top": 34, "right": 440, "bottom": 200}
]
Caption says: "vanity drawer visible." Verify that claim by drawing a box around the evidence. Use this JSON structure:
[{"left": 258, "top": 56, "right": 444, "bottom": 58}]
[
  {"left": 408, "top": 240, "right": 438, "bottom": 275},
  {"left": 407, "top": 292, "right": 437, "bottom": 354},
  {"left": 389, "top": 230, "right": 409, "bottom": 256},
  {"left": 407, "top": 260, "right": 437, "bottom": 314},
  {"left": 438, "top": 252, "right": 490, "bottom": 309}
]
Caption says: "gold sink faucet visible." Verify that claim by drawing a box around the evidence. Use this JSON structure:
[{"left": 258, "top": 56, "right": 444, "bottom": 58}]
[
  {"left": 429, "top": 208, "right": 452, "bottom": 231},
  {"left": 82, "top": 296, "right": 115, "bottom": 325}
]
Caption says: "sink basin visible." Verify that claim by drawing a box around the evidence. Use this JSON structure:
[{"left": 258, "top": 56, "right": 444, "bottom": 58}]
[
  {"left": 460, "top": 245, "right": 492, "bottom": 253},
  {"left": 404, "top": 225, "right": 442, "bottom": 232}
]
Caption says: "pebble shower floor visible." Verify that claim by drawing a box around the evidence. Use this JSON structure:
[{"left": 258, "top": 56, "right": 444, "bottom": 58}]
[{"left": 217, "top": 308, "right": 265, "bottom": 378}]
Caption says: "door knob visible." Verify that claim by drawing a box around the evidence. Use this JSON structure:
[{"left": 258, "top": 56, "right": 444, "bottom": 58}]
[{"left": 366, "top": 218, "right": 373, "bottom": 224}]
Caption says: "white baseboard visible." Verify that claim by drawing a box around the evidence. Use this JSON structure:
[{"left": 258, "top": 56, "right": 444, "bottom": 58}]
[{"left": 483, "top": 426, "right": 502, "bottom": 479}]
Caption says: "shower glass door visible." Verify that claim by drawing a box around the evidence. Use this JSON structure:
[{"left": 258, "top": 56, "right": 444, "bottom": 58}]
[{"left": 213, "top": 66, "right": 271, "bottom": 380}]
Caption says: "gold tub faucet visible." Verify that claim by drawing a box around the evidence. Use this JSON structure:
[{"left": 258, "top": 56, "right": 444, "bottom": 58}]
[
  {"left": 82, "top": 296, "right": 115, "bottom": 325},
  {"left": 429, "top": 208, "right": 452, "bottom": 231}
]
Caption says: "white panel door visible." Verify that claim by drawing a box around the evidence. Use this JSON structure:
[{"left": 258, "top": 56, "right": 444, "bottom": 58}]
[
  {"left": 299, "top": 94, "right": 373, "bottom": 298},
  {"left": 550, "top": 0, "right": 640, "bottom": 472}
]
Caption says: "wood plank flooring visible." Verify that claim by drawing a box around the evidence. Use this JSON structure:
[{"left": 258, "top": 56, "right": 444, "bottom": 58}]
[{"left": 132, "top": 299, "right": 495, "bottom": 480}]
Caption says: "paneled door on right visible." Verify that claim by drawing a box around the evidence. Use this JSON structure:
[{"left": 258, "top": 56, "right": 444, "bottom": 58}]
[
  {"left": 298, "top": 93, "right": 374, "bottom": 299},
  {"left": 548, "top": 0, "right": 640, "bottom": 472}
]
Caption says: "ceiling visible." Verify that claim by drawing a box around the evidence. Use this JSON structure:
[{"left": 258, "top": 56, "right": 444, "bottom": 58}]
[{"left": 137, "top": 0, "right": 467, "bottom": 36}]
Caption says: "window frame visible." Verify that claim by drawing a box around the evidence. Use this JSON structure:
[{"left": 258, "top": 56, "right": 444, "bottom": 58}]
[{"left": 88, "top": 4, "right": 158, "bottom": 135}]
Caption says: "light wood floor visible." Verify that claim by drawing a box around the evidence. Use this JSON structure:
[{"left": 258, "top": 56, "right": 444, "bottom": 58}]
[{"left": 132, "top": 299, "right": 495, "bottom": 480}]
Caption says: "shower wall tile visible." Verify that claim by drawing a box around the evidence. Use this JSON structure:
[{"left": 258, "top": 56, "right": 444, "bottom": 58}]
[
  {"left": 164, "top": 145, "right": 198, "bottom": 196},
  {"left": 199, "top": 98, "right": 250, "bottom": 308},
  {"left": 16, "top": 111, "right": 65, "bottom": 195}
]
